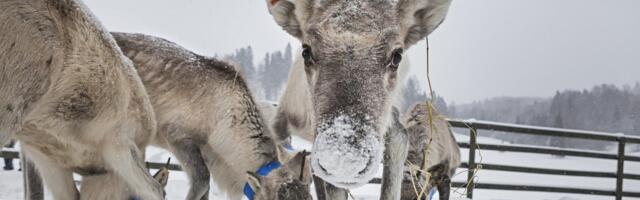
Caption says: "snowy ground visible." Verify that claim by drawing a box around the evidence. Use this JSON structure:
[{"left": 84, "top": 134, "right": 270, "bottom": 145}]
[{"left": 1, "top": 133, "right": 639, "bottom": 200}]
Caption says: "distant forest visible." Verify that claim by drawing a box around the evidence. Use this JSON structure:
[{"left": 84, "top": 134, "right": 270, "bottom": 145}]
[
  {"left": 447, "top": 83, "right": 640, "bottom": 151},
  {"left": 223, "top": 44, "right": 292, "bottom": 101},
  {"left": 222, "top": 45, "right": 639, "bottom": 151}
]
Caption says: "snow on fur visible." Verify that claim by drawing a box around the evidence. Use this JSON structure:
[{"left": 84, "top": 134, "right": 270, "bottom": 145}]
[{"left": 311, "top": 115, "right": 383, "bottom": 188}]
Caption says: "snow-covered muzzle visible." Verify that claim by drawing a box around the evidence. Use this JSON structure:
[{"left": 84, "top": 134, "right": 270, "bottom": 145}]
[{"left": 311, "top": 114, "right": 383, "bottom": 188}]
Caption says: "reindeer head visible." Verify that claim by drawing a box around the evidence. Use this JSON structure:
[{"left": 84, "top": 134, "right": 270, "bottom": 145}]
[
  {"left": 245, "top": 149, "right": 313, "bottom": 200},
  {"left": 267, "top": 0, "right": 452, "bottom": 188}
]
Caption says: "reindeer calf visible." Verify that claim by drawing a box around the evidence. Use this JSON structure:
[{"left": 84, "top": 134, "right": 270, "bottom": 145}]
[
  {"left": 401, "top": 103, "right": 461, "bottom": 200},
  {"left": 113, "top": 32, "right": 312, "bottom": 200}
]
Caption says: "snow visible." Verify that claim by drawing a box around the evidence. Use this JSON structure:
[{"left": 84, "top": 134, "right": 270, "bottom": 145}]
[
  {"left": 1, "top": 133, "right": 639, "bottom": 200},
  {"left": 301, "top": 133, "right": 640, "bottom": 200},
  {"left": 312, "top": 115, "right": 382, "bottom": 189},
  {"left": 451, "top": 133, "right": 640, "bottom": 200}
]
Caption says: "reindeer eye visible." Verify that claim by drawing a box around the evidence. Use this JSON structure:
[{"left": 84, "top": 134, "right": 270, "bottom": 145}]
[
  {"left": 390, "top": 49, "right": 403, "bottom": 69},
  {"left": 302, "top": 44, "right": 314, "bottom": 65}
]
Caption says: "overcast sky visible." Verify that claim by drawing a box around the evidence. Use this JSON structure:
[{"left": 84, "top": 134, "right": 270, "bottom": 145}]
[{"left": 85, "top": 0, "right": 640, "bottom": 104}]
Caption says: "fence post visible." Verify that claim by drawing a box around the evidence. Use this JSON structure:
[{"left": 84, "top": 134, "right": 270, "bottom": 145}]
[
  {"left": 466, "top": 127, "right": 477, "bottom": 199},
  {"left": 616, "top": 139, "right": 626, "bottom": 200}
]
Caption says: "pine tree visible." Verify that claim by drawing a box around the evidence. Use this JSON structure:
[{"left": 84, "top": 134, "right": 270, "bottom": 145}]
[
  {"left": 401, "top": 76, "right": 427, "bottom": 112},
  {"left": 257, "top": 43, "right": 293, "bottom": 101},
  {"left": 224, "top": 46, "right": 257, "bottom": 92},
  {"left": 550, "top": 113, "right": 568, "bottom": 152}
]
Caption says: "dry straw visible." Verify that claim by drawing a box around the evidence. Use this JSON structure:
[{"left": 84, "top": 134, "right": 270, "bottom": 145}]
[{"left": 409, "top": 37, "right": 484, "bottom": 199}]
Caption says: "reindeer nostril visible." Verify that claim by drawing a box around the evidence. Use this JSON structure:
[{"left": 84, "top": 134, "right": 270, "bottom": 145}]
[
  {"left": 357, "top": 168, "right": 367, "bottom": 175},
  {"left": 358, "top": 156, "right": 374, "bottom": 175},
  {"left": 318, "top": 163, "right": 332, "bottom": 176}
]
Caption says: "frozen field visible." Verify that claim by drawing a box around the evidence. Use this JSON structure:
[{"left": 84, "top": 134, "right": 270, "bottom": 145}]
[{"left": 1, "top": 133, "right": 639, "bottom": 200}]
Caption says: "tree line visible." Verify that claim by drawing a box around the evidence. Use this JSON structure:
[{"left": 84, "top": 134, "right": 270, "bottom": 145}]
[
  {"left": 450, "top": 83, "right": 640, "bottom": 151},
  {"left": 223, "top": 44, "right": 292, "bottom": 102}
]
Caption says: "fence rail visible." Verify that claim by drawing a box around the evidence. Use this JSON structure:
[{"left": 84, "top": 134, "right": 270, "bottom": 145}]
[
  {"left": 448, "top": 119, "right": 640, "bottom": 199},
  {"left": 2, "top": 119, "right": 639, "bottom": 199}
]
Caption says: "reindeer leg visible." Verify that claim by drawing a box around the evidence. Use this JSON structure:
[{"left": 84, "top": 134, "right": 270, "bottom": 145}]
[
  {"left": 380, "top": 107, "right": 409, "bottom": 200},
  {"left": 272, "top": 110, "right": 293, "bottom": 144},
  {"left": 325, "top": 182, "right": 348, "bottom": 200},
  {"left": 21, "top": 149, "right": 44, "bottom": 200},
  {"left": 22, "top": 145, "right": 78, "bottom": 200},
  {"left": 102, "top": 142, "right": 163, "bottom": 200},
  {"left": 169, "top": 140, "right": 210, "bottom": 200},
  {"left": 18, "top": 122, "right": 78, "bottom": 200},
  {"left": 437, "top": 176, "right": 451, "bottom": 200},
  {"left": 312, "top": 175, "right": 327, "bottom": 200}
]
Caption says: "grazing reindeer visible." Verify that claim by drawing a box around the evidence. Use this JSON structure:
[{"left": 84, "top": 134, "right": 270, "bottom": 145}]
[
  {"left": 0, "top": 0, "right": 162, "bottom": 199},
  {"left": 265, "top": 0, "right": 453, "bottom": 197},
  {"left": 401, "top": 103, "right": 461, "bottom": 200},
  {"left": 112, "top": 32, "right": 313, "bottom": 200}
]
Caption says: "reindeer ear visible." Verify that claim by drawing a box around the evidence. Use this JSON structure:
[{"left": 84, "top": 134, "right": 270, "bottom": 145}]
[
  {"left": 152, "top": 158, "right": 171, "bottom": 188},
  {"left": 396, "top": 0, "right": 453, "bottom": 47},
  {"left": 286, "top": 151, "right": 312, "bottom": 184},
  {"left": 153, "top": 168, "right": 170, "bottom": 188},
  {"left": 266, "top": 0, "right": 313, "bottom": 39},
  {"left": 276, "top": 145, "right": 291, "bottom": 163},
  {"left": 246, "top": 171, "right": 263, "bottom": 191}
]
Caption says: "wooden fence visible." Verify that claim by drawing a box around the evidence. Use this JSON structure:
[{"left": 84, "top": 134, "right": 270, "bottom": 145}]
[
  {"left": 2, "top": 119, "right": 639, "bottom": 199},
  {"left": 446, "top": 119, "right": 640, "bottom": 200}
]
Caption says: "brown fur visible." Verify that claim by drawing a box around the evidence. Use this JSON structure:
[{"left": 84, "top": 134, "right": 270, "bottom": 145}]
[{"left": 0, "top": 0, "right": 162, "bottom": 199}]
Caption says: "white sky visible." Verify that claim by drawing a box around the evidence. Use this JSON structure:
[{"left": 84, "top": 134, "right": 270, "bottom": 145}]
[{"left": 85, "top": 0, "right": 640, "bottom": 104}]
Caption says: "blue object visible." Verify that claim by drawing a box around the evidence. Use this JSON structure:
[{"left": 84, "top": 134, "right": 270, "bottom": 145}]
[
  {"left": 243, "top": 161, "right": 282, "bottom": 200},
  {"left": 428, "top": 187, "right": 437, "bottom": 200},
  {"left": 283, "top": 143, "right": 294, "bottom": 151}
]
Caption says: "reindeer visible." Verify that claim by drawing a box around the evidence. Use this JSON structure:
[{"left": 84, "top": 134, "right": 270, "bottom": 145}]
[
  {"left": 401, "top": 103, "right": 461, "bottom": 200},
  {"left": 265, "top": 0, "right": 453, "bottom": 198},
  {"left": 0, "top": 0, "right": 163, "bottom": 199},
  {"left": 111, "top": 32, "right": 313, "bottom": 200}
]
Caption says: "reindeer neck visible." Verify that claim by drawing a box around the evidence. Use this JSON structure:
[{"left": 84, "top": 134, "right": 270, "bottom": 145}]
[{"left": 206, "top": 72, "right": 282, "bottom": 197}]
